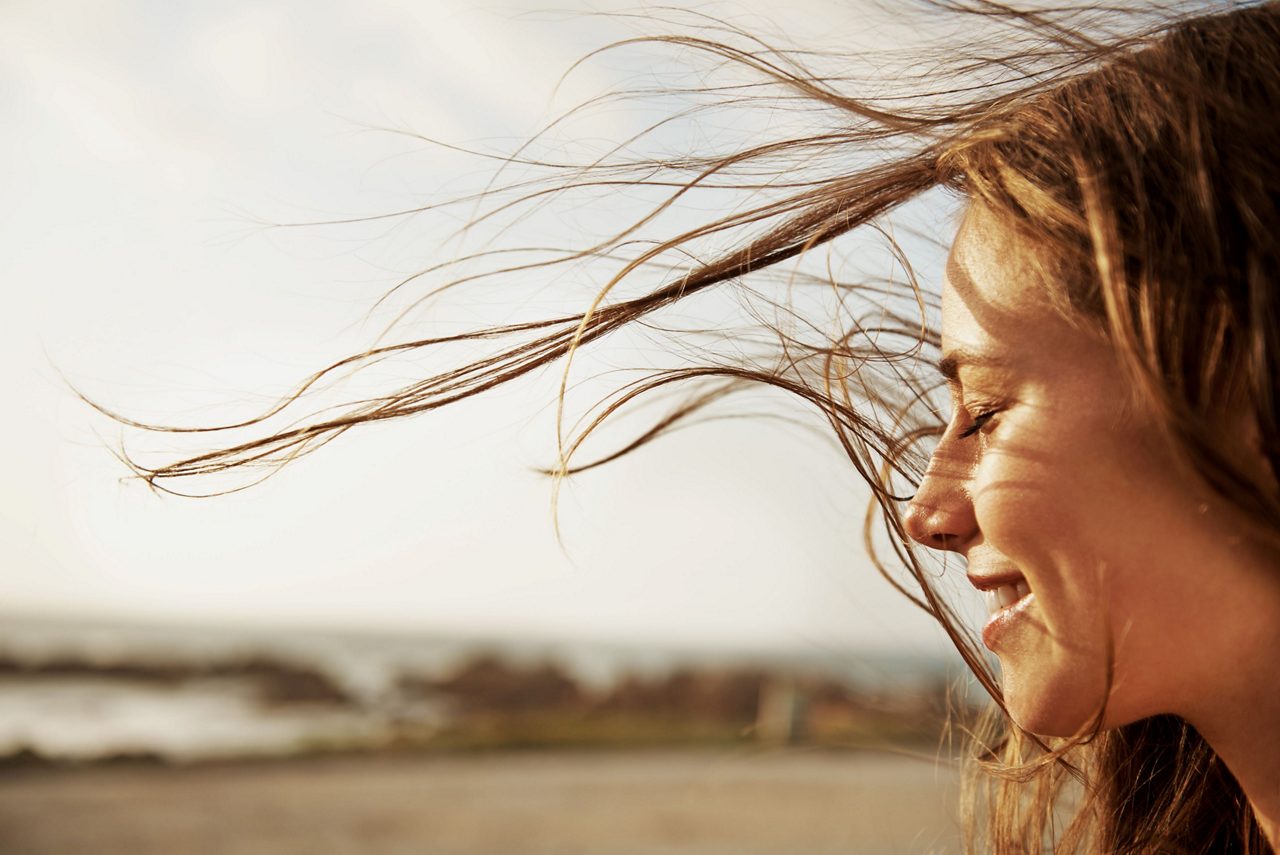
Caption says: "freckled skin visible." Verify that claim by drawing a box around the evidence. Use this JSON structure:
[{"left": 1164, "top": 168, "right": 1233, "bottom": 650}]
[{"left": 905, "top": 205, "right": 1280, "bottom": 737}]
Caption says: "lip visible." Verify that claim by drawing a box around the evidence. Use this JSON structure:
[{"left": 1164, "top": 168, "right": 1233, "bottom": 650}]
[
  {"left": 982, "top": 591, "right": 1037, "bottom": 650},
  {"left": 966, "top": 570, "right": 1026, "bottom": 592}
]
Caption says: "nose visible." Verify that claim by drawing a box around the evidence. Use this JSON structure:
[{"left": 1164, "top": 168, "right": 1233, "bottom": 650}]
[{"left": 903, "top": 445, "right": 979, "bottom": 552}]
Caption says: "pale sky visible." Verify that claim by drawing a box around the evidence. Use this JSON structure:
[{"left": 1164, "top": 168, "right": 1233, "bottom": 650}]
[{"left": 1, "top": 0, "right": 979, "bottom": 655}]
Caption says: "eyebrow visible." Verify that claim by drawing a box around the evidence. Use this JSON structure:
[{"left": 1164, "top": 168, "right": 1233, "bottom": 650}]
[
  {"left": 938, "top": 347, "right": 1009, "bottom": 384},
  {"left": 944, "top": 251, "right": 969, "bottom": 295}
]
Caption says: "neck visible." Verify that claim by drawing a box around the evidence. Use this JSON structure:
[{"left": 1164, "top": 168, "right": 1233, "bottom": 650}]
[
  {"left": 1188, "top": 639, "right": 1280, "bottom": 849},
  {"left": 1176, "top": 534, "right": 1280, "bottom": 850}
]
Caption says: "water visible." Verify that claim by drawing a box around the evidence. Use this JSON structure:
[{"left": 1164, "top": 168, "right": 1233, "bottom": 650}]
[
  {"left": 0, "top": 678, "right": 384, "bottom": 761},
  {"left": 0, "top": 613, "right": 958, "bottom": 763}
]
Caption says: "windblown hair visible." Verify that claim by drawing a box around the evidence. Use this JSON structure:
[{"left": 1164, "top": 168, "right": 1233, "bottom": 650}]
[{"left": 106, "top": 2, "right": 1279, "bottom": 851}]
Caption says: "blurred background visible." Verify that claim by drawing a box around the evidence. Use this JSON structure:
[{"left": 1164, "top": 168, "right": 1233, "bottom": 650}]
[{"left": 1, "top": 0, "right": 979, "bottom": 851}]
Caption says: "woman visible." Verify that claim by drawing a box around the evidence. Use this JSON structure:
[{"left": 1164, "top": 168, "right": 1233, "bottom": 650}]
[{"left": 114, "top": 1, "right": 1279, "bottom": 850}]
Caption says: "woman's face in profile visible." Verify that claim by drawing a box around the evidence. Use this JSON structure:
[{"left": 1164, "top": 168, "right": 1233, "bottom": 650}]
[{"left": 905, "top": 205, "right": 1273, "bottom": 736}]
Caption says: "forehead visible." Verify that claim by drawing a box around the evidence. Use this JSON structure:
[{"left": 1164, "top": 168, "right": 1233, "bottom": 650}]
[{"left": 941, "top": 205, "right": 1076, "bottom": 363}]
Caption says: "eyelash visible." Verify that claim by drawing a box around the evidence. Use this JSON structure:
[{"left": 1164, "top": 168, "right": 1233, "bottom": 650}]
[{"left": 958, "top": 408, "right": 999, "bottom": 439}]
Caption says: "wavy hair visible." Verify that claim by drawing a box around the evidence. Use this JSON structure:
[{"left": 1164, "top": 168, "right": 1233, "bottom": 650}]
[{"left": 100, "top": 2, "right": 1279, "bottom": 851}]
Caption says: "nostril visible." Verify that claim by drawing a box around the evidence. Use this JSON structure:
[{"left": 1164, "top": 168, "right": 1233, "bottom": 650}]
[{"left": 925, "top": 531, "right": 957, "bottom": 550}]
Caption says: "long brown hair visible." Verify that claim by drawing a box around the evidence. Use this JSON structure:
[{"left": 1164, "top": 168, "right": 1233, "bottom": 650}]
[{"left": 100, "top": 2, "right": 1279, "bottom": 851}]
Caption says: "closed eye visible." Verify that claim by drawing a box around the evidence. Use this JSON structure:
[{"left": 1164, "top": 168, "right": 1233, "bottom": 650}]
[{"left": 958, "top": 409, "right": 998, "bottom": 439}]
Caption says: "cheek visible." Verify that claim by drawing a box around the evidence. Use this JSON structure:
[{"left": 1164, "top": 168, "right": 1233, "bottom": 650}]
[
  {"left": 971, "top": 434, "right": 1113, "bottom": 639},
  {"left": 971, "top": 437, "right": 1096, "bottom": 567},
  {"left": 970, "top": 426, "right": 1200, "bottom": 734},
  {"left": 978, "top": 489, "right": 1104, "bottom": 639}
]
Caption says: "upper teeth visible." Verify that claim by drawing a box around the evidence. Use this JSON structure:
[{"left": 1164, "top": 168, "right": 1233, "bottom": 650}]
[{"left": 985, "top": 580, "right": 1031, "bottom": 615}]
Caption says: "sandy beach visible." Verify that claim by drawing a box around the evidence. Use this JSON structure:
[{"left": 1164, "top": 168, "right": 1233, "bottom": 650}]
[{"left": 0, "top": 749, "right": 960, "bottom": 854}]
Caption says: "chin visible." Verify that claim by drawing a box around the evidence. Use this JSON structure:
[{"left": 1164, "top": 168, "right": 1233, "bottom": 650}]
[{"left": 999, "top": 666, "right": 1111, "bottom": 738}]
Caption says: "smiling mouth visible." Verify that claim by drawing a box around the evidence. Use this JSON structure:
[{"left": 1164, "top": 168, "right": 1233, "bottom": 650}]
[
  {"left": 983, "top": 580, "right": 1031, "bottom": 615},
  {"left": 969, "top": 574, "right": 1033, "bottom": 617}
]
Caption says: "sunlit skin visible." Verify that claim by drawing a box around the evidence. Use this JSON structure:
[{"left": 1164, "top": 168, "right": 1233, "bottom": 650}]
[{"left": 904, "top": 204, "right": 1280, "bottom": 841}]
